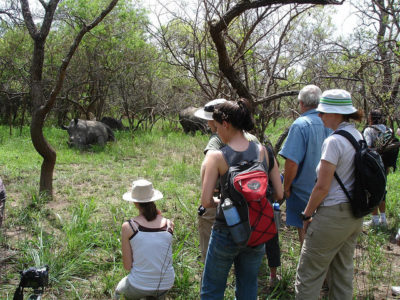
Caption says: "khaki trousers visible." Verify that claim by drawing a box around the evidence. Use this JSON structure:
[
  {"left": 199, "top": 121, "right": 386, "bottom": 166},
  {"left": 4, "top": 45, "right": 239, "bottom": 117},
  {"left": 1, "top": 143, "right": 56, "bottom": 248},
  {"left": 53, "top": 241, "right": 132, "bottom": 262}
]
[
  {"left": 295, "top": 202, "right": 362, "bottom": 300},
  {"left": 198, "top": 207, "right": 217, "bottom": 262},
  {"left": 114, "top": 276, "right": 168, "bottom": 299}
]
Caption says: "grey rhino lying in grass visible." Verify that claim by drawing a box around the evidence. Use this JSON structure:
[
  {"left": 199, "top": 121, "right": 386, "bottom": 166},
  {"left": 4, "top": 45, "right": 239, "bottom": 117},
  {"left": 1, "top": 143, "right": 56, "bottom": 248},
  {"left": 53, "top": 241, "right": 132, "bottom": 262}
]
[{"left": 62, "top": 118, "right": 115, "bottom": 148}]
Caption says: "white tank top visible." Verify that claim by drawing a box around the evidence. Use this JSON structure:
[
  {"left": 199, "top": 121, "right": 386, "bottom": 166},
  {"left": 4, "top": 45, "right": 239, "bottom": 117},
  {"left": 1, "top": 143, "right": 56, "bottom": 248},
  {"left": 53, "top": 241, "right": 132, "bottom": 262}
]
[{"left": 127, "top": 219, "right": 175, "bottom": 291}]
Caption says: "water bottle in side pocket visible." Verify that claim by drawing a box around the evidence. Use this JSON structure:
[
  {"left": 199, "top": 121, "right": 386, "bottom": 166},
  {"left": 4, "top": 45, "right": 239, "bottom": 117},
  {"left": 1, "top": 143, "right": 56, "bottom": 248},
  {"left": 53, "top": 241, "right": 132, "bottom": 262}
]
[
  {"left": 273, "top": 202, "right": 281, "bottom": 231},
  {"left": 221, "top": 198, "right": 249, "bottom": 245}
]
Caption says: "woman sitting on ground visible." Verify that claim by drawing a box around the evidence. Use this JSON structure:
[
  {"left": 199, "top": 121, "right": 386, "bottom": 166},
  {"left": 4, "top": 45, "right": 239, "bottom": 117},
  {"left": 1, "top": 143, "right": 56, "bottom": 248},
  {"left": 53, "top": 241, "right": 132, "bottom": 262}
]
[{"left": 115, "top": 179, "right": 174, "bottom": 300}]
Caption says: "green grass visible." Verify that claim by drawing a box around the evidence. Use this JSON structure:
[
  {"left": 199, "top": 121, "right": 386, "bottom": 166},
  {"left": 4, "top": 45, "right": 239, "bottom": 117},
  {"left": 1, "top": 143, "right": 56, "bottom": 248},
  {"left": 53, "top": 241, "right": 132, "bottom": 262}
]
[{"left": 0, "top": 123, "right": 399, "bottom": 299}]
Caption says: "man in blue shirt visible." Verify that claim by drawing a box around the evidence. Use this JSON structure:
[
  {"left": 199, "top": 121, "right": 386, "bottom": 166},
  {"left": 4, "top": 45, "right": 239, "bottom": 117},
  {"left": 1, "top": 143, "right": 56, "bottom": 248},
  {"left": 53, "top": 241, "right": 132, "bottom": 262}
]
[{"left": 279, "top": 85, "right": 331, "bottom": 245}]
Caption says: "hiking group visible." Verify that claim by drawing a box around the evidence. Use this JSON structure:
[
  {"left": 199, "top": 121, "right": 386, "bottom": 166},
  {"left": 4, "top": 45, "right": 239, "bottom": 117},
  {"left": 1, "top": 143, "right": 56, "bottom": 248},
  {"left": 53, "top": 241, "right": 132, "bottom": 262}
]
[
  {"left": 3, "top": 86, "right": 395, "bottom": 299},
  {"left": 194, "top": 87, "right": 398, "bottom": 300},
  {"left": 111, "top": 86, "right": 399, "bottom": 300}
]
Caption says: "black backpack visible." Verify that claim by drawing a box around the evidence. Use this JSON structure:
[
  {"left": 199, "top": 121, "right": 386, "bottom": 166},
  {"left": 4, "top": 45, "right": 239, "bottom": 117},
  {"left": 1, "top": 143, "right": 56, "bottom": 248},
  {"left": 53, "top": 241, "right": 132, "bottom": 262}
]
[{"left": 334, "top": 130, "right": 386, "bottom": 218}]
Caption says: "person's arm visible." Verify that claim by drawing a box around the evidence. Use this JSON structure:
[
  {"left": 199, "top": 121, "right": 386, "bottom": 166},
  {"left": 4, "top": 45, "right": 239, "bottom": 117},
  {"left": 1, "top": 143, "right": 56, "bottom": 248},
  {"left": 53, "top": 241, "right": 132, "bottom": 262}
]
[
  {"left": 200, "top": 151, "right": 221, "bottom": 208},
  {"left": 302, "top": 160, "right": 336, "bottom": 231},
  {"left": 261, "top": 146, "right": 283, "bottom": 202},
  {"left": 283, "top": 158, "right": 298, "bottom": 199},
  {"left": 121, "top": 222, "right": 134, "bottom": 271},
  {"left": 270, "top": 156, "right": 284, "bottom": 202},
  {"left": 169, "top": 219, "right": 175, "bottom": 232}
]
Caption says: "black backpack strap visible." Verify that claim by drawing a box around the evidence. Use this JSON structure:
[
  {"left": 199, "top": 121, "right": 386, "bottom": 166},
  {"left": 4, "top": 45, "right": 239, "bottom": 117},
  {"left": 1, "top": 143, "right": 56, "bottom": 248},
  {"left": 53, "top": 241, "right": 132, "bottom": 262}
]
[
  {"left": 334, "top": 130, "right": 360, "bottom": 150},
  {"left": 333, "top": 130, "right": 359, "bottom": 202},
  {"left": 265, "top": 145, "right": 274, "bottom": 173},
  {"left": 333, "top": 172, "right": 352, "bottom": 202}
]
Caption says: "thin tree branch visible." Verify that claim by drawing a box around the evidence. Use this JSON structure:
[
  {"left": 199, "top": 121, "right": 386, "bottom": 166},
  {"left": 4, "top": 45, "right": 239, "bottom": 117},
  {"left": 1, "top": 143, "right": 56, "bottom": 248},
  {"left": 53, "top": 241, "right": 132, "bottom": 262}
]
[{"left": 43, "top": 0, "right": 119, "bottom": 115}]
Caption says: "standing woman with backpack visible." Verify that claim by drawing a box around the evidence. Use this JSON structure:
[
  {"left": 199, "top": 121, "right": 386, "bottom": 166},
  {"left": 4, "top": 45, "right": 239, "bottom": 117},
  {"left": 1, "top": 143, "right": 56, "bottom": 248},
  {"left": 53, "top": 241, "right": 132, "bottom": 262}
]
[
  {"left": 199, "top": 99, "right": 283, "bottom": 300},
  {"left": 295, "top": 90, "right": 364, "bottom": 300}
]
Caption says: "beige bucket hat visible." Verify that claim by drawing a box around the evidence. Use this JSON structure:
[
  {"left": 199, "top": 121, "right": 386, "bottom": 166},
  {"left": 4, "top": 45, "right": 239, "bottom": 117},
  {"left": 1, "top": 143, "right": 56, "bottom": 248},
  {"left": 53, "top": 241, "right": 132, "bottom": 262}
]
[{"left": 123, "top": 179, "right": 163, "bottom": 203}]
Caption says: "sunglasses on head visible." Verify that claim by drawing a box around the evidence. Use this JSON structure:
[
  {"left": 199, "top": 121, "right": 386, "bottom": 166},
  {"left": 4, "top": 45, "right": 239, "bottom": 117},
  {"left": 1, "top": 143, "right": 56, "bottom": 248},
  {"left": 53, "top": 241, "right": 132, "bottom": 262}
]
[{"left": 204, "top": 105, "right": 215, "bottom": 113}]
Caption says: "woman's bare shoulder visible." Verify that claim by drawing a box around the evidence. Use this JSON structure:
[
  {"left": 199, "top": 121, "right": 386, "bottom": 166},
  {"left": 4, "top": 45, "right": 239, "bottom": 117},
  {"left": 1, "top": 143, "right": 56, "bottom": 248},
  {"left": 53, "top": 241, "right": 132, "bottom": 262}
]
[
  {"left": 205, "top": 149, "right": 223, "bottom": 157},
  {"left": 121, "top": 221, "right": 134, "bottom": 237},
  {"left": 203, "top": 149, "right": 224, "bottom": 164}
]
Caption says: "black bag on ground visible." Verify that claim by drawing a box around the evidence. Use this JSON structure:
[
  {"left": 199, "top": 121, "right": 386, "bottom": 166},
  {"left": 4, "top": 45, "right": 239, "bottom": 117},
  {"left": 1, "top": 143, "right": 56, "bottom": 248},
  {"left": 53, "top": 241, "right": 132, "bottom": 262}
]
[{"left": 334, "top": 130, "right": 386, "bottom": 218}]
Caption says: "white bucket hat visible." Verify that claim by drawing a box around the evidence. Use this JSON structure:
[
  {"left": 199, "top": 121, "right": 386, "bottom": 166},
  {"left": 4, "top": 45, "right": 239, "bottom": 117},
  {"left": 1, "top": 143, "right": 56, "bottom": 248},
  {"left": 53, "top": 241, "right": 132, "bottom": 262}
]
[
  {"left": 123, "top": 179, "right": 163, "bottom": 203},
  {"left": 317, "top": 89, "right": 357, "bottom": 114},
  {"left": 194, "top": 98, "right": 227, "bottom": 120}
]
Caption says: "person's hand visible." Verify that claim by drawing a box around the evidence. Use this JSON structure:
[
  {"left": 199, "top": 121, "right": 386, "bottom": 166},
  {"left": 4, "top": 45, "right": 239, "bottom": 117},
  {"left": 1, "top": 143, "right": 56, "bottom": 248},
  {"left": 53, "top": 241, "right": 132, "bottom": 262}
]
[
  {"left": 303, "top": 218, "right": 312, "bottom": 233},
  {"left": 284, "top": 189, "right": 291, "bottom": 199},
  {"left": 212, "top": 196, "right": 220, "bottom": 206}
]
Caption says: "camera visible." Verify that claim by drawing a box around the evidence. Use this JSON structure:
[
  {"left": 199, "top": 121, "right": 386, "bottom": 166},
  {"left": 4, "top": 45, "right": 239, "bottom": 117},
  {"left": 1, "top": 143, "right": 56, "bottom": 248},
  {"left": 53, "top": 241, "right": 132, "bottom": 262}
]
[
  {"left": 20, "top": 266, "right": 49, "bottom": 289},
  {"left": 13, "top": 265, "right": 49, "bottom": 300}
]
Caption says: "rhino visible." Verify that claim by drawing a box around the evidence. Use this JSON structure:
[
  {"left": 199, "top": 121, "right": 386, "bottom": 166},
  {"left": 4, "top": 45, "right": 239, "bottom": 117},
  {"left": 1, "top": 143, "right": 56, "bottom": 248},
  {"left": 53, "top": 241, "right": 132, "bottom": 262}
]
[
  {"left": 100, "top": 116, "right": 128, "bottom": 131},
  {"left": 179, "top": 107, "right": 208, "bottom": 134},
  {"left": 62, "top": 118, "right": 115, "bottom": 148}
]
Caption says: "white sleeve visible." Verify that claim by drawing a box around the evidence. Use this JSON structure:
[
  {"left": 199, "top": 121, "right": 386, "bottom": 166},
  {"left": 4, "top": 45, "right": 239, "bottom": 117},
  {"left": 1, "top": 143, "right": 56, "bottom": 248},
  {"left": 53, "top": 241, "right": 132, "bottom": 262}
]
[{"left": 320, "top": 136, "right": 340, "bottom": 166}]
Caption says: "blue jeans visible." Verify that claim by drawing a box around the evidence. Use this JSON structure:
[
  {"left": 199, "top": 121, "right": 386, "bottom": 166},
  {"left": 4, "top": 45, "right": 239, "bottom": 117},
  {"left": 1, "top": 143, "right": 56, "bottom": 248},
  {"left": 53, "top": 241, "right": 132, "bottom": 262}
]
[{"left": 200, "top": 227, "right": 265, "bottom": 300}]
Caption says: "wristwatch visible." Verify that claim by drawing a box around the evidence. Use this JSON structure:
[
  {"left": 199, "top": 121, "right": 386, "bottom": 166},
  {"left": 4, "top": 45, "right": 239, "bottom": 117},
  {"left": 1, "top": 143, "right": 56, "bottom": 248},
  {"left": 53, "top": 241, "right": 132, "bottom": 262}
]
[{"left": 300, "top": 211, "right": 312, "bottom": 221}]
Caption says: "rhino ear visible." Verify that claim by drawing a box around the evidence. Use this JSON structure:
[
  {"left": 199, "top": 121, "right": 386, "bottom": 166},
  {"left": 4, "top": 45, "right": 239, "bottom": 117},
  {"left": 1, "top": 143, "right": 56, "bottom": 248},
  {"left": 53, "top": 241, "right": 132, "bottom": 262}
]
[{"left": 74, "top": 118, "right": 78, "bottom": 125}]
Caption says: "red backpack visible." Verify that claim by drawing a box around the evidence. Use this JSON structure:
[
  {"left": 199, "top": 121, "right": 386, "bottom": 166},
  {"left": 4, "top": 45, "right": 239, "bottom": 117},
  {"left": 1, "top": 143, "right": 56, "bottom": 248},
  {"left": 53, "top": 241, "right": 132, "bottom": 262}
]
[{"left": 221, "top": 143, "right": 276, "bottom": 247}]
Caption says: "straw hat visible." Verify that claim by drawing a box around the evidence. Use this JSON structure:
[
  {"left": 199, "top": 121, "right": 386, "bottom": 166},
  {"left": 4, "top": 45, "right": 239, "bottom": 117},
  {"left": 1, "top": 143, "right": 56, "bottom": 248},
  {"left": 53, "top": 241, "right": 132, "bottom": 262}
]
[
  {"left": 123, "top": 179, "right": 163, "bottom": 203},
  {"left": 194, "top": 98, "right": 227, "bottom": 120},
  {"left": 317, "top": 89, "right": 357, "bottom": 114}
]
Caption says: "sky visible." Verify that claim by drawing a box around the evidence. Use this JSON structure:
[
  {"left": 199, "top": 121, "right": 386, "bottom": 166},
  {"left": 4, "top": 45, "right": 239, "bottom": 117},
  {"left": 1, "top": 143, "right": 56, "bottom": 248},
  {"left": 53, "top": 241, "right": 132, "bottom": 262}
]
[
  {"left": 334, "top": 0, "right": 358, "bottom": 37},
  {"left": 15, "top": 0, "right": 359, "bottom": 38},
  {"left": 143, "top": 0, "right": 359, "bottom": 38}
]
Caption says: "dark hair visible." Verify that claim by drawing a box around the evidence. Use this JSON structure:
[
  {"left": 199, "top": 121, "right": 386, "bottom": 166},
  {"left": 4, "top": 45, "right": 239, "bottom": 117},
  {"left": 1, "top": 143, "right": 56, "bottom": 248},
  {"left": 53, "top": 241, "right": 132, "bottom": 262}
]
[
  {"left": 212, "top": 98, "right": 254, "bottom": 131},
  {"left": 138, "top": 202, "right": 158, "bottom": 221},
  {"left": 343, "top": 110, "right": 364, "bottom": 122},
  {"left": 369, "top": 109, "right": 385, "bottom": 125}
]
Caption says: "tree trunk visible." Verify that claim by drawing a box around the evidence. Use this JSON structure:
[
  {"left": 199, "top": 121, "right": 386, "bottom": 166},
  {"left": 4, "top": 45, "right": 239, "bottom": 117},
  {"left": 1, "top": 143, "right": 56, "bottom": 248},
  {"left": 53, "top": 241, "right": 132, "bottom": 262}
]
[
  {"left": 29, "top": 31, "right": 56, "bottom": 198},
  {"left": 274, "top": 126, "right": 290, "bottom": 155},
  {"left": 31, "top": 108, "right": 56, "bottom": 196}
]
